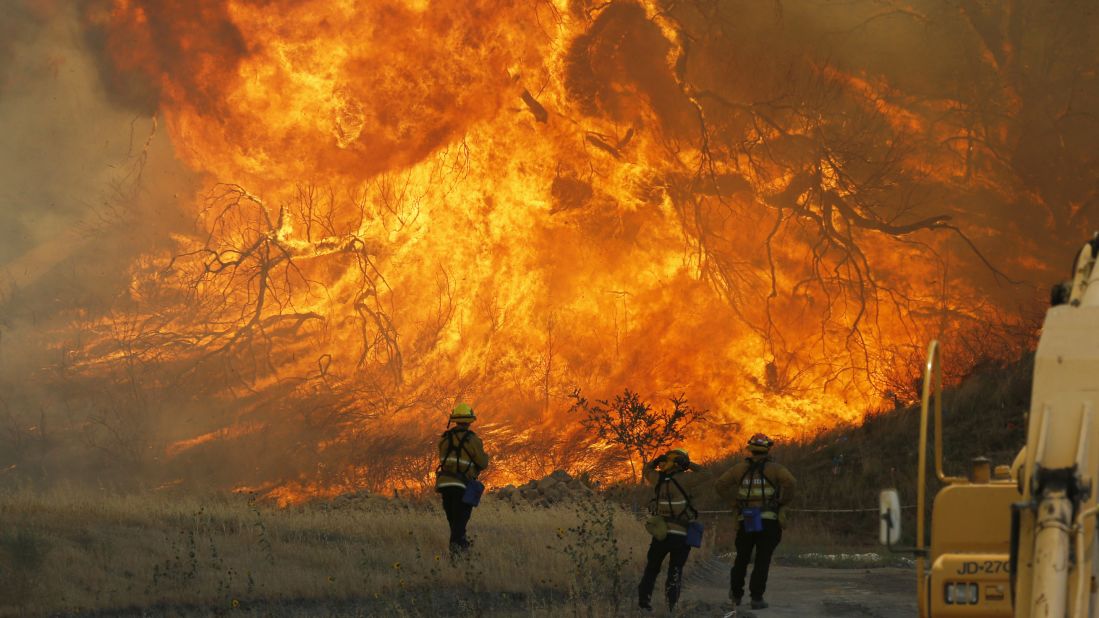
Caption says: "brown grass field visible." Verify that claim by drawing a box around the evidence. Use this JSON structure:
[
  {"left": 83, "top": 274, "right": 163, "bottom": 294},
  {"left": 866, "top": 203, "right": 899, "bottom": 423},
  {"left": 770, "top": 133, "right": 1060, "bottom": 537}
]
[
  {"left": 0, "top": 488, "right": 683, "bottom": 616},
  {"left": 0, "top": 481, "right": 915, "bottom": 617}
]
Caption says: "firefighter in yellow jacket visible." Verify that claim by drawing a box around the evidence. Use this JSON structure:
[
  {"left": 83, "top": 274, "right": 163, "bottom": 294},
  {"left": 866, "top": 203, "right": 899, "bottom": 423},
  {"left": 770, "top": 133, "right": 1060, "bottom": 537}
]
[
  {"left": 714, "top": 433, "right": 796, "bottom": 610},
  {"left": 638, "top": 448, "right": 710, "bottom": 613},
  {"left": 434, "top": 403, "right": 489, "bottom": 553}
]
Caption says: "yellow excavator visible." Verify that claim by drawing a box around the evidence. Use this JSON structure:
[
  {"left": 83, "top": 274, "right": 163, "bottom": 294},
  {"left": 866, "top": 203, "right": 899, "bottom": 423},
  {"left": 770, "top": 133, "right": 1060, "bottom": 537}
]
[{"left": 880, "top": 235, "right": 1099, "bottom": 617}]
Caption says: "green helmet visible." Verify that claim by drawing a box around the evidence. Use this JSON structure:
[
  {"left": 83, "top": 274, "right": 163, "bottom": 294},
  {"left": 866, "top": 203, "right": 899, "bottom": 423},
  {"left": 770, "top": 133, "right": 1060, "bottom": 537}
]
[{"left": 450, "top": 402, "right": 476, "bottom": 423}]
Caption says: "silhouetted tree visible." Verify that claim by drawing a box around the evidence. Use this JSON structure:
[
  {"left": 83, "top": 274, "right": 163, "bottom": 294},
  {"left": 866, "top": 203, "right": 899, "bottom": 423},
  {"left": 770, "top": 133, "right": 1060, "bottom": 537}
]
[{"left": 569, "top": 388, "right": 707, "bottom": 481}]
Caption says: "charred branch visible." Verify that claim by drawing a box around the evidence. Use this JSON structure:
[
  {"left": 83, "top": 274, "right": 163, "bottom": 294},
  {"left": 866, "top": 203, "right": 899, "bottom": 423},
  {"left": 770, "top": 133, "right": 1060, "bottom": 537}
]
[{"left": 521, "top": 88, "right": 549, "bottom": 123}]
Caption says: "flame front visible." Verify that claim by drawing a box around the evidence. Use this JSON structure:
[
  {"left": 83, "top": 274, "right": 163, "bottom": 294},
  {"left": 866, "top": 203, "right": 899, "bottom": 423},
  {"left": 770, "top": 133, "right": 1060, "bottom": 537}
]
[{"left": 67, "top": 0, "right": 1075, "bottom": 497}]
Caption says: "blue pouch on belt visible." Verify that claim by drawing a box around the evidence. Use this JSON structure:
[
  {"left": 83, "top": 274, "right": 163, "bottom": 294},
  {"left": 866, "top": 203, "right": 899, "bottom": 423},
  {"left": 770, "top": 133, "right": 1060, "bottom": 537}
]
[
  {"left": 685, "top": 521, "right": 704, "bottom": 548},
  {"left": 462, "top": 479, "right": 485, "bottom": 506},
  {"left": 741, "top": 507, "right": 763, "bottom": 532}
]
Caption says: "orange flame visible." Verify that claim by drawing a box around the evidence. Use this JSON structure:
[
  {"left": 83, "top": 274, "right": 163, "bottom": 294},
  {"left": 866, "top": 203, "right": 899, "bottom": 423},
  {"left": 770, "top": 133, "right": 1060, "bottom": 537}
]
[{"left": 74, "top": 0, "right": 1045, "bottom": 497}]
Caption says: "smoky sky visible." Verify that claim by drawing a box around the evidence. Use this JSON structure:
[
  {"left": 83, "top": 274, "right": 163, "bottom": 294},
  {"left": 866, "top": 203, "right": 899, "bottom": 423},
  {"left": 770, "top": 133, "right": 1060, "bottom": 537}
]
[{"left": 0, "top": 2, "right": 195, "bottom": 323}]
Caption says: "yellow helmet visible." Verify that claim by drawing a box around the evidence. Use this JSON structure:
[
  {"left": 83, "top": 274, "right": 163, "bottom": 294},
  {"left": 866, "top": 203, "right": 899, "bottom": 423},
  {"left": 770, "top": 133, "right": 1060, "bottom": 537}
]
[
  {"left": 660, "top": 448, "right": 690, "bottom": 471},
  {"left": 450, "top": 402, "right": 476, "bottom": 423}
]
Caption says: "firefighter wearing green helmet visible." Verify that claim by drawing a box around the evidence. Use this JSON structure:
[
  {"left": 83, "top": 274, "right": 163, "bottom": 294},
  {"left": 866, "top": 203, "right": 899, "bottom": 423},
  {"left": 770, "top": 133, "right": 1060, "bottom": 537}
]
[
  {"left": 638, "top": 447, "right": 711, "bottom": 613},
  {"left": 715, "top": 433, "right": 797, "bottom": 610},
  {"left": 435, "top": 402, "right": 489, "bottom": 553}
]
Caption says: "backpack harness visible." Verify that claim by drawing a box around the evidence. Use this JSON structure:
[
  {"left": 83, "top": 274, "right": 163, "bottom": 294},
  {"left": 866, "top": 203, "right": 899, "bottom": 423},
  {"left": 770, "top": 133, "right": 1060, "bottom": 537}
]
[
  {"left": 652, "top": 471, "right": 699, "bottom": 523},
  {"left": 439, "top": 428, "right": 480, "bottom": 480},
  {"left": 736, "top": 458, "right": 779, "bottom": 511}
]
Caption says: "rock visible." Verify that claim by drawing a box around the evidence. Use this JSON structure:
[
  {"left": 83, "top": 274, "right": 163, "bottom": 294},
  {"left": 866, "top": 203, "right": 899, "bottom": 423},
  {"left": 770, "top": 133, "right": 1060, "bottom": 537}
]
[
  {"left": 487, "top": 469, "right": 602, "bottom": 508},
  {"left": 543, "top": 484, "right": 565, "bottom": 503},
  {"left": 316, "top": 489, "right": 408, "bottom": 511}
]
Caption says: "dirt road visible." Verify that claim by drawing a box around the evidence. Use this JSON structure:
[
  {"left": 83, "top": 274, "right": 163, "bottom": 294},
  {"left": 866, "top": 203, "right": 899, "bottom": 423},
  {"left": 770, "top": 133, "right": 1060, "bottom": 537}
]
[{"left": 665, "top": 560, "right": 918, "bottom": 617}]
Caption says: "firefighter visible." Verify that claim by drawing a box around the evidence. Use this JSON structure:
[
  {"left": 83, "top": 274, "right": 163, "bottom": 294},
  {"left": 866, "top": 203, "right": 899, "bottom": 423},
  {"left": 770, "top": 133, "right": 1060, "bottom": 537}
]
[
  {"left": 714, "top": 433, "right": 797, "bottom": 610},
  {"left": 638, "top": 448, "right": 710, "bottom": 613},
  {"left": 435, "top": 402, "right": 489, "bottom": 553}
]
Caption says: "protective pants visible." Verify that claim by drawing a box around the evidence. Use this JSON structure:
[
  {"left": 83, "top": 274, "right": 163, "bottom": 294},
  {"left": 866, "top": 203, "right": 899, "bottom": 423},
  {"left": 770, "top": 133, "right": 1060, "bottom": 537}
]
[
  {"left": 730, "top": 519, "right": 782, "bottom": 600},
  {"left": 440, "top": 487, "right": 472, "bottom": 551},
  {"left": 638, "top": 534, "right": 692, "bottom": 609}
]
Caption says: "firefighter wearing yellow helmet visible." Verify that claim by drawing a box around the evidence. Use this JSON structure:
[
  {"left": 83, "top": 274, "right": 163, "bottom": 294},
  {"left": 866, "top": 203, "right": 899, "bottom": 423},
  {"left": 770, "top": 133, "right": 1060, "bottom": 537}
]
[
  {"left": 638, "top": 447, "right": 711, "bottom": 613},
  {"left": 715, "top": 433, "right": 797, "bottom": 610},
  {"left": 434, "top": 402, "right": 489, "bottom": 553}
]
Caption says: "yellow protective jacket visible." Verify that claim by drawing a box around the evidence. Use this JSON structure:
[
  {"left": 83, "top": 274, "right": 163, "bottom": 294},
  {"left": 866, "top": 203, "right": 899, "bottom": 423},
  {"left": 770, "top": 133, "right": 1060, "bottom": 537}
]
[
  {"left": 643, "top": 461, "right": 711, "bottom": 537},
  {"left": 715, "top": 456, "right": 796, "bottom": 523},
  {"left": 434, "top": 427, "right": 489, "bottom": 491}
]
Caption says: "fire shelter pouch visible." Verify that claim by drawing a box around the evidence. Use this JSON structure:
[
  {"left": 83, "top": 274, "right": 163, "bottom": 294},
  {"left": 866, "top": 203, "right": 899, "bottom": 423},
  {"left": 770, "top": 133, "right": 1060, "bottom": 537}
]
[
  {"left": 644, "top": 515, "right": 668, "bottom": 541},
  {"left": 741, "top": 507, "right": 763, "bottom": 532},
  {"left": 685, "top": 521, "right": 704, "bottom": 548},
  {"left": 462, "top": 479, "right": 485, "bottom": 507}
]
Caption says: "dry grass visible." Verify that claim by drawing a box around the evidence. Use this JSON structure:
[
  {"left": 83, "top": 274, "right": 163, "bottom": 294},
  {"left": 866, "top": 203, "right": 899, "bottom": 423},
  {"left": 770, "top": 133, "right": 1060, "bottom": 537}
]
[{"left": 0, "top": 487, "right": 694, "bottom": 616}]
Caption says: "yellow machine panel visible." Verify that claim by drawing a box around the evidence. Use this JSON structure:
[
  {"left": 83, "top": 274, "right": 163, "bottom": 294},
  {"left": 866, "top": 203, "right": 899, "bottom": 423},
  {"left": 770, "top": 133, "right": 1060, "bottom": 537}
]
[
  {"left": 930, "top": 484, "right": 1016, "bottom": 558},
  {"left": 929, "top": 553, "right": 1012, "bottom": 616},
  {"left": 924, "top": 481, "right": 1016, "bottom": 616}
]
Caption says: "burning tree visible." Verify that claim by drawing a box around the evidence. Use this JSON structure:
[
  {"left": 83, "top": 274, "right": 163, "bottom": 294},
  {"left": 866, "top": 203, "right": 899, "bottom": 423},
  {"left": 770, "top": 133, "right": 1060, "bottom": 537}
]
[{"left": 569, "top": 389, "right": 708, "bottom": 481}]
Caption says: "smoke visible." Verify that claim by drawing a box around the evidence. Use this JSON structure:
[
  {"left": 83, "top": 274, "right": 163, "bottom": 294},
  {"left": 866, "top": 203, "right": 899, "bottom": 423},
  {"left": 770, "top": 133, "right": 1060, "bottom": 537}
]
[
  {"left": 0, "top": 1, "right": 197, "bottom": 485},
  {"left": 78, "top": 0, "right": 248, "bottom": 114},
  {"left": 0, "top": 3, "right": 199, "bottom": 287},
  {"left": 0, "top": 1, "right": 47, "bottom": 96}
]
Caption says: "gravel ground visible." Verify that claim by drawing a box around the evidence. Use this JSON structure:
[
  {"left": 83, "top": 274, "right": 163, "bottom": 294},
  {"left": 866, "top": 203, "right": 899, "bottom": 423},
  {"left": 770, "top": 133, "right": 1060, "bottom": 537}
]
[
  {"left": 73, "top": 560, "right": 917, "bottom": 617},
  {"left": 640, "top": 559, "right": 918, "bottom": 618}
]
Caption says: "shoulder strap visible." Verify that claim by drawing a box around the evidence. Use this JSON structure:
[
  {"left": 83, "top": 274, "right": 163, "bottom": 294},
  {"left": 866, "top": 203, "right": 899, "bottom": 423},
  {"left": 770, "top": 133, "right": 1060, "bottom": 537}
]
[
  {"left": 736, "top": 458, "right": 774, "bottom": 505},
  {"left": 456, "top": 429, "right": 480, "bottom": 475},
  {"left": 756, "top": 460, "right": 775, "bottom": 487},
  {"left": 652, "top": 471, "right": 697, "bottom": 520},
  {"left": 739, "top": 458, "right": 773, "bottom": 482},
  {"left": 736, "top": 458, "right": 758, "bottom": 488},
  {"left": 667, "top": 474, "right": 698, "bottom": 520},
  {"left": 458, "top": 430, "right": 478, "bottom": 475}
]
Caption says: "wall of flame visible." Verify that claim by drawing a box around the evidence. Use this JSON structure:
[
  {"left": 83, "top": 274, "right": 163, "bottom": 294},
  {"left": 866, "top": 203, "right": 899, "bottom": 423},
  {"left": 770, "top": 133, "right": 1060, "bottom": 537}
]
[{"left": 7, "top": 0, "right": 1089, "bottom": 498}]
